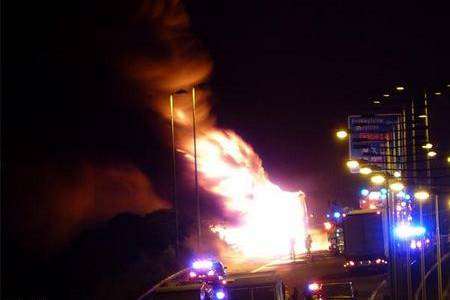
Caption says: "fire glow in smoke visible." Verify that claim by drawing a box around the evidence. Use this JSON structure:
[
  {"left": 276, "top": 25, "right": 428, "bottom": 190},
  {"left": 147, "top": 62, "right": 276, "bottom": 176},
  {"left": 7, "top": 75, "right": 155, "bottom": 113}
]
[{"left": 128, "top": 0, "right": 308, "bottom": 258}]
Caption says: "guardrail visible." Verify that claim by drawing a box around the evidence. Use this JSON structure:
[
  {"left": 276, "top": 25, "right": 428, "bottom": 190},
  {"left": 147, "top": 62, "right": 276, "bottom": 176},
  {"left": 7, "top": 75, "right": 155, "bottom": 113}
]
[
  {"left": 414, "top": 252, "right": 449, "bottom": 300},
  {"left": 137, "top": 268, "right": 189, "bottom": 300}
]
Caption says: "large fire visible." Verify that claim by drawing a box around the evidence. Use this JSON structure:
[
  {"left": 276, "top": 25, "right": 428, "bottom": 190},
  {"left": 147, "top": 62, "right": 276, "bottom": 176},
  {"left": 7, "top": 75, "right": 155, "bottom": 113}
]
[
  {"left": 186, "top": 130, "right": 307, "bottom": 257},
  {"left": 127, "top": 0, "right": 308, "bottom": 259},
  {"left": 167, "top": 94, "right": 307, "bottom": 258}
]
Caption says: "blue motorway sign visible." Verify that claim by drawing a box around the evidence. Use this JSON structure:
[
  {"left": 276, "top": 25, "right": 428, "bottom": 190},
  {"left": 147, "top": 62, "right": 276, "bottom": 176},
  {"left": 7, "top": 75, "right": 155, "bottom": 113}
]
[{"left": 348, "top": 114, "right": 401, "bottom": 170}]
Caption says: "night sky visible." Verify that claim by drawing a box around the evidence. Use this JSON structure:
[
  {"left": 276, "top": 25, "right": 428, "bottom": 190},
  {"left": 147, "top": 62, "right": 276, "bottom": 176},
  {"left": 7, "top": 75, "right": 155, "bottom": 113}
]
[
  {"left": 2, "top": 0, "right": 449, "bottom": 293},
  {"left": 185, "top": 1, "right": 450, "bottom": 211}
]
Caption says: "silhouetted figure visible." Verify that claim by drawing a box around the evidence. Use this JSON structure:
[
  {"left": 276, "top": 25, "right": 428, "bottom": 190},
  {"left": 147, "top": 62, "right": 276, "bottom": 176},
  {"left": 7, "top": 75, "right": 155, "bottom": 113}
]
[
  {"left": 305, "top": 234, "right": 312, "bottom": 255},
  {"left": 290, "top": 238, "right": 296, "bottom": 261}
]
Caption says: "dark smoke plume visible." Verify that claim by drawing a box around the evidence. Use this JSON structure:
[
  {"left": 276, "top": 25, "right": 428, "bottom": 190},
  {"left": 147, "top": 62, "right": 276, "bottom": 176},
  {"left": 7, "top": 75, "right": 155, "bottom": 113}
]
[{"left": 7, "top": 163, "right": 168, "bottom": 256}]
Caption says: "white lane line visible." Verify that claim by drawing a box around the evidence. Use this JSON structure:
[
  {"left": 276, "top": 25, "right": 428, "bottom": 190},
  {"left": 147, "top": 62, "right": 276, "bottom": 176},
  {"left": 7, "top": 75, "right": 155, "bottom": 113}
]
[
  {"left": 251, "top": 255, "right": 292, "bottom": 273},
  {"left": 368, "top": 279, "right": 387, "bottom": 300},
  {"left": 251, "top": 262, "right": 275, "bottom": 273}
]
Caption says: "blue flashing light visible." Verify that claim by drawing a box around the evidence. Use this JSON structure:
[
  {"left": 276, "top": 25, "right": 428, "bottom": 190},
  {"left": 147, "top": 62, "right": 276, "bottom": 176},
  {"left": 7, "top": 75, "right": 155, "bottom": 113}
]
[
  {"left": 333, "top": 212, "right": 341, "bottom": 219},
  {"left": 308, "top": 283, "right": 321, "bottom": 291},
  {"left": 216, "top": 290, "right": 226, "bottom": 299},
  {"left": 380, "top": 188, "right": 388, "bottom": 194},
  {"left": 394, "top": 224, "right": 426, "bottom": 239},
  {"left": 361, "top": 189, "right": 370, "bottom": 196},
  {"left": 192, "top": 259, "right": 213, "bottom": 270},
  {"left": 404, "top": 194, "right": 411, "bottom": 200}
]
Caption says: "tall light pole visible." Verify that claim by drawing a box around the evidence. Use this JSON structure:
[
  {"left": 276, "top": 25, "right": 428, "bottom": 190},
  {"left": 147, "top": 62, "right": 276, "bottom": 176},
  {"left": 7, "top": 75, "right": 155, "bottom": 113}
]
[
  {"left": 421, "top": 91, "right": 431, "bottom": 300},
  {"left": 411, "top": 98, "right": 427, "bottom": 300},
  {"left": 387, "top": 188, "right": 397, "bottom": 300},
  {"left": 384, "top": 135, "right": 397, "bottom": 300},
  {"left": 192, "top": 87, "right": 201, "bottom": 251},
  {"left": 414, "top": 189, "right": 429, "bottom": 300},
  {"left": 406, "top": 241, "right": 412, "bottom": 300},
  {"left": 401, "top": 106, "right": 412, "bottom": 300},
  {"left": 169, "top": 94, "right": 180, "bottom": 257},
  {"left": 435, "top": 195, "right": 443, "bottom": 300}
]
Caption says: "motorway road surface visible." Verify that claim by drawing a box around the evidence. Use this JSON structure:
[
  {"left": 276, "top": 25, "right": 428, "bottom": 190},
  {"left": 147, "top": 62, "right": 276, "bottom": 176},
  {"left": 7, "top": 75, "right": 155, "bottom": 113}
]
[
  {"left": 245, "top": 252, "right": 388, "bottom": 299},
  {"left": 147, "top": 251, "right": 388, "bottom": 299}
]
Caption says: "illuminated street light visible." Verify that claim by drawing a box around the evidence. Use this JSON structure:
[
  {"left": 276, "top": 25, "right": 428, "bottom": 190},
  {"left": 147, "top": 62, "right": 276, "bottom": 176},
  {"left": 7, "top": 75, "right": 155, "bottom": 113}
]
[
  {"left": 359, "top": 166, "right": 372, "bottom": 175},
  {"left": 383, "top": 94, "right": 390, "bottom": 97},
  {"left": 422, "top": 143, "right": 433, "bottom": 149},
  {"left": 418, "top": 114, "right": 427, "bottom": 118},
  {"left": 434, "top": 91, "right": 442, "bottom": 96},
  {"left": 427, "top": 151, "right": 437, "bottom": 158},
  {"left": 414, "top": 190, "right": 430, "bottom": 202},
  {"left": 370, "top": 174, "right": 386, "bottom": 185},
  {"left": 336, "top": 130, "right": 348, "bottom": 139},
  {"left": 447, "top": 155, "right": 450, "bottom": 163},
  {"left": 393, "top": 171, "right": 401, "bottom": 178},
  {"left": 373, "top": 100, "right": 381, "bottom": 104},
  {"left": 346, "top": 160, "right": 359, "bottom": 170},
  {"left": 389, "top": 181, "right": 405, "bottom": 192},
  {"left": 396, "top": 86, "right": 405, "bottom": 91}
]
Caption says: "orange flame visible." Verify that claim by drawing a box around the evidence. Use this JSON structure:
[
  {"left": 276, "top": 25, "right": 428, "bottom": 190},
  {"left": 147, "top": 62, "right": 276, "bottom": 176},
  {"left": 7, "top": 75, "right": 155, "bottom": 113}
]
[
  {"left": 180, "top": 124, "right": 308, "bottom": 257},
  {"left": 125, "top": 0, "right": 308, "bottom": 259}
]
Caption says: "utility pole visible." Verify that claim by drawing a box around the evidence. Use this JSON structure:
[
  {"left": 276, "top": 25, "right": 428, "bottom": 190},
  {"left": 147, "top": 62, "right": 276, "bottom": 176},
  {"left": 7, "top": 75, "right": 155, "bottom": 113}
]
[
  {"left": 192, "top": 87, "right": 201, "bottom": 252},
  {"left": 385, "top": 136, "right": 397, "bottom": 300},
  {"left": 169, "top": 94, "right": 180, "bottom": 257},
  {"left": 411, "top": 98, "right": 426, "bottom": 300},
  {"left": 402, "top": 107, "right": 412, "bottom": 300},
  {"left": 385, "top": 188, "right": 396, "bottom": 300},
  {"left": 435, "top": 195, "right": 443, "bottom": 300},
  {"left": 421, "top": 90, "right": 431, "bottom": 300}
]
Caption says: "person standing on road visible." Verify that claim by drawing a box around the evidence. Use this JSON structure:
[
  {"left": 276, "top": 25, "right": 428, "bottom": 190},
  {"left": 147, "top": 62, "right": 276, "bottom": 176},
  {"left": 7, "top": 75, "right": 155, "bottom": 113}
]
[
  {"left": 289, "top": 237, "right": 296, "bottom": 261},
  {"left": 305, "top": 234, "right": 313, "bottom": 263},
  {"left": 305, "top": 234, "right": 312, "bottom": 255}
]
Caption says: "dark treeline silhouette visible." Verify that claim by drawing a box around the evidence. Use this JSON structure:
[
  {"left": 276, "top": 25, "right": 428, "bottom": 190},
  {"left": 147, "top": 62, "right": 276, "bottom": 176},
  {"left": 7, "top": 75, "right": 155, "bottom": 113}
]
[{"left": 4, "top": 209, "right": 194, "bottom": 299}]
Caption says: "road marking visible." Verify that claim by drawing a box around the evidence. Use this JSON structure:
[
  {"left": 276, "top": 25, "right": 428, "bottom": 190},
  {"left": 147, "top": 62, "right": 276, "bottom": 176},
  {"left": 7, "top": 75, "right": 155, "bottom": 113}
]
[
  {"left": 251, "top": 253, "right": 329, "bottom": 273},
  {"left": 369, "top": 279, "right": 387, "bottom": 300},
  {"left": 137, "top": 268, "right": 189, "bottom": 300},
  {"left": 251, "top": 256, "right": 291, "bottom": 273},
  {"left": 251, "top": 261, "right": 275, "bottom": 273}
]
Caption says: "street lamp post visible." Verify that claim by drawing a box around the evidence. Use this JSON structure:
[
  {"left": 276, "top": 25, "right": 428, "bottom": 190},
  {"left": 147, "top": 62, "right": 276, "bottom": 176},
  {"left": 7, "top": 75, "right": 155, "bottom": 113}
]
[
  {"left": 435, "top": 195, "right": 443, "bottom": 300},
  {"left": 169, "top": 94, "right": 180, "bottom": 257},
  {"left": 192, "top": 87, "right": 201, "bottom": 251},
  {"left": 371, "top": 171, "right": 397, "bottom": 300},
  {"left": 337, "top": 84, "right": 447, "bottom": 300},
  {"left": 414, "top": 189, "right": 429, "bottom": 300},
  {"left": 406, "top": 241, "right": 412, "bottom": 300},
  {"left": 386, "top": 188, "right": 398, "bottom": 300}
]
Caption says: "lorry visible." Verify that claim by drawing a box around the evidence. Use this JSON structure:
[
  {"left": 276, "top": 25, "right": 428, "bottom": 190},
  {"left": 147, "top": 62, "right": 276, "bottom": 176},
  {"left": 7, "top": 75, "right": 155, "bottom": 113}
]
[{"left": 342, "top": 208, "right": 389, "bottom": 271}]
